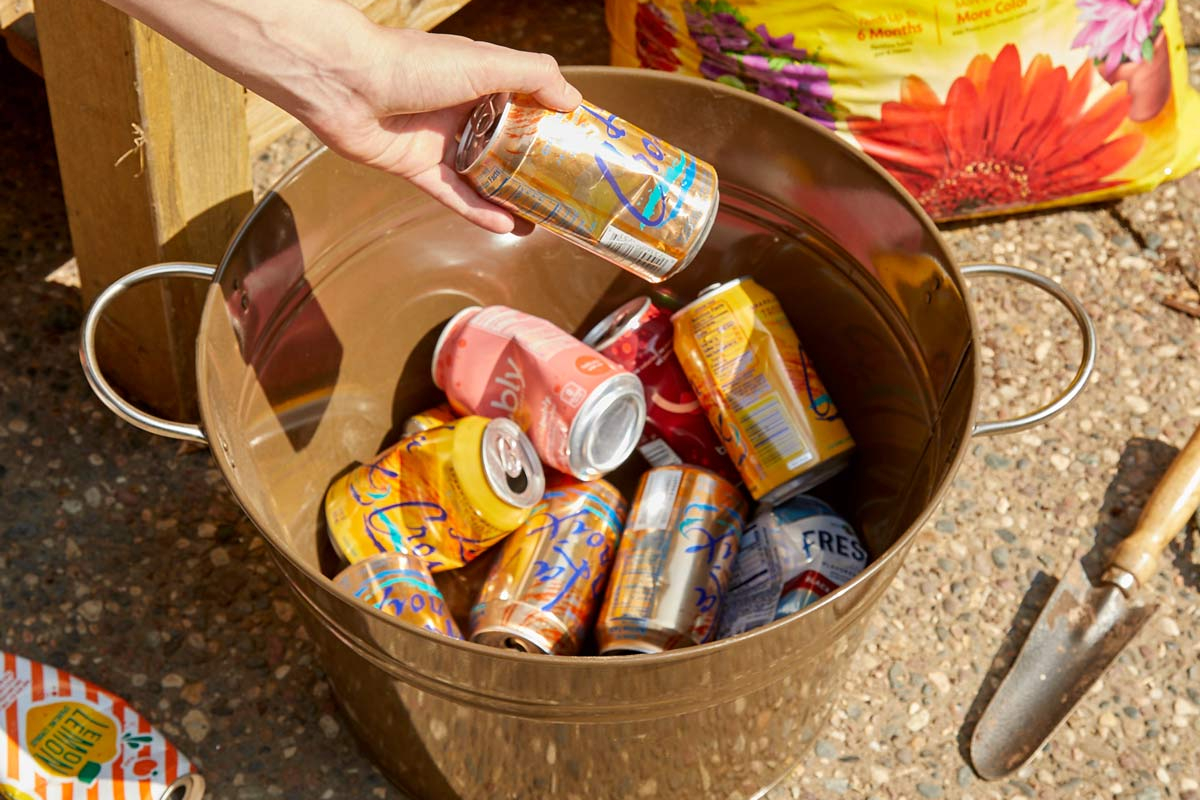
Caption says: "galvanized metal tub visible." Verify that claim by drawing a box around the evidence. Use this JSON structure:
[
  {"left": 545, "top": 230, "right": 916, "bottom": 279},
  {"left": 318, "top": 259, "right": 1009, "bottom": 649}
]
[{"left": 80, "top": 68, "right": 1095, "bottom": 799}]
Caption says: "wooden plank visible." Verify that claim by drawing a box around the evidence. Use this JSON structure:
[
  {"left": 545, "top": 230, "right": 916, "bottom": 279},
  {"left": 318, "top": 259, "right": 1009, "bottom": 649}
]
[
  {"left": 1, "top": 11, "right": 40, "bottom": 76},
  {"left": 245, "top": 0, "right": 472, "bottom": 155},
  {"left": 0, "top": 0, "right": 32, "bottom": 29},
  {"left": 37, "top": 0, "right": 252, "bottom": 419}
]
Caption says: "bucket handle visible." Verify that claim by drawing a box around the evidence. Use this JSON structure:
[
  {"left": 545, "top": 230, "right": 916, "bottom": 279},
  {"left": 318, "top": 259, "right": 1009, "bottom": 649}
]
[
  {"left": 961, "top": 263, "right": 1096, "bottom": 437},
  {"left": 80, "top": 262, "right": 216, "bottom": 445}
]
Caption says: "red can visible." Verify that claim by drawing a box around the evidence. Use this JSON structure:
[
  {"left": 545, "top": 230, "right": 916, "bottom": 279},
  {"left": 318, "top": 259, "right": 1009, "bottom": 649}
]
[
  {"left": 583, "top": 297, "right": 740, "bottom": 484},
  {"left": 432, "top": 305, "right": 646, "bottom": 480}
]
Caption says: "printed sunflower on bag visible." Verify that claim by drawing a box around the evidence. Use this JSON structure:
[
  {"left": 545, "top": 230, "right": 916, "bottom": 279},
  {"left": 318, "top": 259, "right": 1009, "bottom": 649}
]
[{"left": 608, "top": 0, "right": 1200, "bottom": 219}]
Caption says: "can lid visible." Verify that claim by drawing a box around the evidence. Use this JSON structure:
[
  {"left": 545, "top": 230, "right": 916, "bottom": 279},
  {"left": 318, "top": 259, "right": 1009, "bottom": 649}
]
[
  {"left": 431, "top": 306, "right": 482, "bottom": 389},
  {"left": 455, "top": 93, "right": 512, "bottom": 173},
  {"left": 670, "top": 276, "right": 750, "bottom": 321},
  {"left": 568, "top": 373, "right": 646, "bottom": 479},
  {"left": 482, "top": 418, "right": 545, "bottom": 508},
  {"left": 580, "top": 297, "right": 652, "bottom": 350},
  {"left": 159, "top": 774, "right": 206, "bottom": 800}
]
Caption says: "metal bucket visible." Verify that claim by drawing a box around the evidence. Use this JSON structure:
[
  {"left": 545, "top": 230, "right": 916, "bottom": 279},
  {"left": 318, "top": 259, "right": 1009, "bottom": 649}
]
[{"left": 80, "top": 68, "right": 1095, "bottom": 799}]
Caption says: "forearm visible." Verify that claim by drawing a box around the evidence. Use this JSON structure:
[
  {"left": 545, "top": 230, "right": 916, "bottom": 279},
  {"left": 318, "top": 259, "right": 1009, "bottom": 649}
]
[{"left": 103, "top": 0, "right": 378, "bottom": 131}]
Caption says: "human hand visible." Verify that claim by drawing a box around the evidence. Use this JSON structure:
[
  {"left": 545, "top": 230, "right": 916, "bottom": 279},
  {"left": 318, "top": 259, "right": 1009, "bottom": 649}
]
[{"left": 303, "top": 27, "right": 582, "bottom": 233}]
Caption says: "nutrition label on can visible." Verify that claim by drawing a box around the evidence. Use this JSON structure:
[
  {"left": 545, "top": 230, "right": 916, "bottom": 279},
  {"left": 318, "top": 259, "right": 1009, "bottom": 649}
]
[
  {"left": 717, "top": 519, "right": 784, "bottom": 638},
  {"left": 630, "top": 468, "right": 683, "bottom": 531}
]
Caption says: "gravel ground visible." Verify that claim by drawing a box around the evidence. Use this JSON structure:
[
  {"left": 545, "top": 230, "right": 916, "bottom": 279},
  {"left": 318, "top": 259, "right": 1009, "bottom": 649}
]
[{"left": 4, "top": 3, "right": 1200, "bottom": 799}]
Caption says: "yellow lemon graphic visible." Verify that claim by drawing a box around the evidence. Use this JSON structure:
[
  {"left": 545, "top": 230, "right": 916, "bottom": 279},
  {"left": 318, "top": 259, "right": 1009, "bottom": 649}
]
[
  {"left": 1, "top": 784, "right": 38, "bottom": 800},
  {"left": 24, "top": 701, "right": 118, "bottom": 784}
]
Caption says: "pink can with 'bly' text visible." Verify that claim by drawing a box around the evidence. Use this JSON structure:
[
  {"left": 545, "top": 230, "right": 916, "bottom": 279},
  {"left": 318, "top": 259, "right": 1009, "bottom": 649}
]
[{"left": 432, "top": 305, "right": 646, "bottom": 480}]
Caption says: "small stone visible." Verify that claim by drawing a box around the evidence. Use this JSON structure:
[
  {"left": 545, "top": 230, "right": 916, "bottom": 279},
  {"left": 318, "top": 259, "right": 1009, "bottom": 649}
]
[
  {"left": 319, "top": 714, "right": 340, "bottom": 739},
  {"left": 823, "top": 778, "right": 849, "bottom": 795},
  {"left": 917, "top": 783, "right": 943, "bottom": 798},
  {"left": 1174, "top": 698, "right": 1198, "bottom": 716},
  {"left": 935, "top": 519, "right": 956, "bottom": 533},
  {"left": 991, "top": 547, "right": 1010, "bottom": 568},
  {"left": 88, "top": 453, "right": 104, "bottom": 466},
  {"left": 957, "top": 765, "right": 975, "bottom": 787},
  {"left": 869, "top": 766, "right": 890, "bottom": 784},
  {"left": 1126, "top": 396, "right": 1151, "bottom": 415},
  {"left": 77, "top": 600, "right": 103, "bottom": 623},
  {"left": 814, "top": 739, "right": 838, "bottom": 759},
  {"left": 1074, "top": 222, "right": 1098, "bottom": 242},
  {"left": 161, "top": 674, "right": 185, "bottom": 690},
  {"left": 888, "top": 663, "right": 907, "bottom": 690},
  {"left": 1158, "top": 617, "right": 1181, "bottom": 637},
  {"left": 1135, "top": 788, "right": 1163, "bottom": 800},
  {"left": 181, "top": 709, "right": 210, "bottom": 743},
  {"left": 209, "top": 547, "right": 231, "bottom": 567},
  {"left": 61, "top": 499, "right": 83, "bottom": 515},
  {"left": 637, "top": 778, "right": 659, "bottom": 797},
  {"left": 7, "top": 419, "right": 28, "bottom": 433},
  {"left": 181, "top": 683, "right": 205, "bottom": 705},
  {"left": 984, "top": 453, "right": 1011, "bottom": 469},
  {"left": 83, "top": 487, "right": 102, "bottom": 508},
  {"left": 995, "top": 528, "right": 1017, "bottom": 544},
  {"left": 907, "top": 707, "right": 931, "bottom": 732},
  {"left": 274, "top": 601, "right": 295, "bottom": 623},
  {"left": 130, "top": 674, "right": 147, "bottom": 688},
  {"left": 928, "top": 671, "right": 951, "bottom": 694},
  {"left": 64, "top": 538, "right": 82, "bottom": 559},
  {"left": 1049, "top": 454, "right": 1071, "bottom": 471}
]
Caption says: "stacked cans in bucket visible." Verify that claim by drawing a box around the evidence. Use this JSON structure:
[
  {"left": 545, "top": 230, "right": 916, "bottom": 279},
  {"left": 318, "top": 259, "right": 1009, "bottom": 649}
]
[
  {"left": 324, "top": 279, "right": 871, "bottom": 656},
  {"left": 323, "top": 91, "right": 872, "bottom": 656}
]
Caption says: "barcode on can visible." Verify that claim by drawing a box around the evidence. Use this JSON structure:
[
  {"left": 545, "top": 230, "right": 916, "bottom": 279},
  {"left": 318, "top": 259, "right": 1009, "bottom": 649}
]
[
  {"left": 599, "top": 224, "right": 678, "bottom": 276},
  {"left": 638, "top": 438, "right": 683, "bottom": 467},
  {"left": 630, "top": 468, "right": 683, "bottom": 530},
  {"left": 740, "top": 396, "right": 812, "bottom": 469}
]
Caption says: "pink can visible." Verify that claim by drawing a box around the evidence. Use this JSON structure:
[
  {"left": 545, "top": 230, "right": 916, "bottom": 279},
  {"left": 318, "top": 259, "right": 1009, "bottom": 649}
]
[{"left": 432, "top": 305, "right": 646, "bottom": 480}]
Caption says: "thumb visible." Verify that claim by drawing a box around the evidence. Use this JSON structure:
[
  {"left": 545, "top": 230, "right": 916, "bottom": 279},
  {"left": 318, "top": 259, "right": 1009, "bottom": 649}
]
[{"left": 472, "top": 47, "right": 582, "bottom": 112}]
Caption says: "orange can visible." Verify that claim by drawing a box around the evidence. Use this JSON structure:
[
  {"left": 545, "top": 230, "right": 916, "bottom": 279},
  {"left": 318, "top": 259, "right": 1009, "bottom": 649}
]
[
  {"left": 470, "top": 478, "right": 627, "bottom": 655},
  {"left": 671, "top": 278, "right": 854, "bottom": 504},
  {"left": 324, "top": 416, "right": 545, "bottom": 571}
]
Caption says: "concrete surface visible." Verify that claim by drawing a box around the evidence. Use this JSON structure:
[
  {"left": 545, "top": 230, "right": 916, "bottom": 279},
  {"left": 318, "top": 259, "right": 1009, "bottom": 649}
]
[{"left": 2, "top": 2, "right": 1199, "bottom": 798}]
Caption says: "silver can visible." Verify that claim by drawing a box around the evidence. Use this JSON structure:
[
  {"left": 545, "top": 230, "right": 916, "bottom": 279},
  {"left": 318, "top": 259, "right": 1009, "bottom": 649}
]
[
  {"left": 718, "top": 495, "right": 868, "bottom": 638},
  {"left": 596, "top": 465, "right": 748, "bottom": 654}
]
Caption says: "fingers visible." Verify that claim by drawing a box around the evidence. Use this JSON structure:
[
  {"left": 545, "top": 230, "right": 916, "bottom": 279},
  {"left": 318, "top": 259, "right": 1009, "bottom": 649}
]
[
  {"left": 407, "top": 163, "right": 517, "bottom": 235},
  {"left": 471, "top": 46, "right": 582, "bottom": 112}
]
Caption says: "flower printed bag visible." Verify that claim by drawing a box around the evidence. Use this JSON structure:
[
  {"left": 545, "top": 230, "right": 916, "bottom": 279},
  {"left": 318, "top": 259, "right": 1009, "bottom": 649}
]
[{"left": 608, "top": 0, "right": 1200, "bottom": 219}]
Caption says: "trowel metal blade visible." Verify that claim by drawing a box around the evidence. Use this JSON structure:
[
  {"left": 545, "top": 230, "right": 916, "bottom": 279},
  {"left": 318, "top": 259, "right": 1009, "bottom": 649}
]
[{"left": 969, "top": 558, "right": 1157, "bottom": 780}]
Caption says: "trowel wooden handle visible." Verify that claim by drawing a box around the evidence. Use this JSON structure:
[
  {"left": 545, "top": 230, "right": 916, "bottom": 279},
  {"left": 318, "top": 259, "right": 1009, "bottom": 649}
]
[{"left": 1111, "top": 425, "right": 1200, "bottom": 587}]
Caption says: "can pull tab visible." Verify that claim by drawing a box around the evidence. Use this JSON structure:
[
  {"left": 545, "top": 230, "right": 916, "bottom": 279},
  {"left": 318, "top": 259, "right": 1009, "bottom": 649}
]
[{"left": 496, "top": 434, "right": 530, "bottom": 494}]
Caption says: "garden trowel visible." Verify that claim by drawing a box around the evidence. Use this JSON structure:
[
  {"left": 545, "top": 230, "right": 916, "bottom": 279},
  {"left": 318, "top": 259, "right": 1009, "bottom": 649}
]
[{"left": 970, "top": 425, "right": 1200, "bottom": 779}]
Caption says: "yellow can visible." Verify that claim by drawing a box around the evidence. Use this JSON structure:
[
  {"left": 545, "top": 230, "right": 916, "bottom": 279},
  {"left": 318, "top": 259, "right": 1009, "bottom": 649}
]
[
  {"left": 671, "top": 278, "right": 854, "bottom": 504},
  {"left": 401, "top": 402, "right": 457, "bottom": 437},
  {"left": 324, "top": 416, "right": 545, "bottom": 571}
]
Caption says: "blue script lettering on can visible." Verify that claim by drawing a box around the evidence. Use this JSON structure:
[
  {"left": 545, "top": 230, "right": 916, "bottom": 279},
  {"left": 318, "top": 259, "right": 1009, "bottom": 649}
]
[{"left": 581, "top": 104, "right": 696, "bottom": 230}]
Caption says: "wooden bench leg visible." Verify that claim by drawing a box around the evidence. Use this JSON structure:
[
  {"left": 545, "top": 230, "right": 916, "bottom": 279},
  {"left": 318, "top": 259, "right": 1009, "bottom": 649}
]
[{"left": 37, "top": 0, "right": 253, "bottom": 420}]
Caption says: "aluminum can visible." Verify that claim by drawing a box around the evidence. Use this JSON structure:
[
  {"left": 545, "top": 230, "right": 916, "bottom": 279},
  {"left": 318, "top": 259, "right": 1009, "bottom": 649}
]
[
  {"left": 1, "top": 652, "right": 205, "bottom": 800},
  {"left": 324, "top": 416, "right": 545, "bottom": 571},
  {"left": 335, "top": 552, "right": 464, "bottom": 640},
  {"left": 432, "top": 305, "right": 646, "bottom": 480},
  {"left": 672, "top": 277, "right": 855, "bottom": 505},
  {"left": 470, "top": 478, "right": 627, "bottom": 655},
  {"left": 583, "top": 296, "right": 740, "bottom": 483},
  {"left": 718, "top": 496, "right": 868, "bottom": 637},
  {"left": 401, "top": 402, "right": 457, "bottom": 436},
  {"left": 596, "top": 466, "right": 748, "bottom": 654},
  {"left": 455, "top": 93, "right": 719, "bottom": 283}
]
